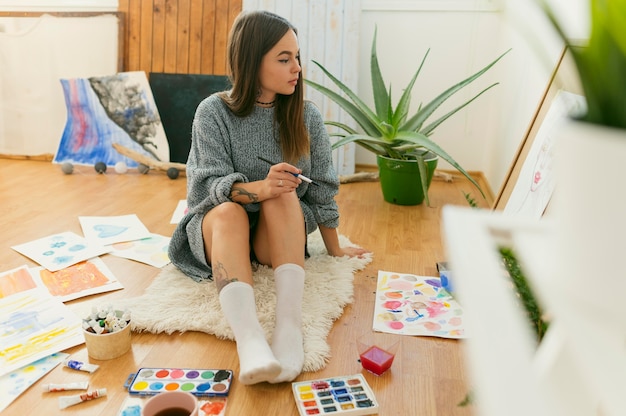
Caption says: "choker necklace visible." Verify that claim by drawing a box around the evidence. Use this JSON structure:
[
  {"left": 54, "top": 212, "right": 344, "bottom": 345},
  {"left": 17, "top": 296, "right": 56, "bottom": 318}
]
[{"left": 256, "top": 99, "right": 275, "bottom": 106}]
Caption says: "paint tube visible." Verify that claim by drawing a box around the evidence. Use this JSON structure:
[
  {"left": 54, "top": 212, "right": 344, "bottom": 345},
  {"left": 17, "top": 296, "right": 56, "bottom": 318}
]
[
  {"left": 58, "top": 388, "right": 107, "bottom": 410},
  {"left": 42, "top": 381, "right": 89, "bottom": 392},
  {"left": 63, "top": 359, "right": 99, "bottom": 373}
]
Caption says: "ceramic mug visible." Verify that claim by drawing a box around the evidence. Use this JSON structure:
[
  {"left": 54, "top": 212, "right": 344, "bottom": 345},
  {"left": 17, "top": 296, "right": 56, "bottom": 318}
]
[{"left": 142, "top": 391, "right": 198, "bottom": 416}]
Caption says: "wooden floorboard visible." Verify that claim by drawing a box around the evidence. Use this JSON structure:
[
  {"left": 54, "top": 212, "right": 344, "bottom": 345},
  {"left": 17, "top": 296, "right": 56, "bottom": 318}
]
[{"left": 0, "top": 159, "right": 490, "bottom": 416}]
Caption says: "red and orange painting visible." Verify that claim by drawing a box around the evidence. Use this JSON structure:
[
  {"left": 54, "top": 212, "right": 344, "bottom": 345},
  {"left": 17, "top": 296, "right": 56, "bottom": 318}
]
[
  {"left": 38, "top": 261, "right": 110, "bottom": 296},
  {"left": 0, "top": 267, "right": 37, "bottom": 298}
]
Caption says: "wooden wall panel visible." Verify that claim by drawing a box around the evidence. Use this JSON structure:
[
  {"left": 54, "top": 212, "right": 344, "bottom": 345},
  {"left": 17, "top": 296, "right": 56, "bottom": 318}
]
[{"left": 118, "top": 0, "right": 242, "bottom": 75}]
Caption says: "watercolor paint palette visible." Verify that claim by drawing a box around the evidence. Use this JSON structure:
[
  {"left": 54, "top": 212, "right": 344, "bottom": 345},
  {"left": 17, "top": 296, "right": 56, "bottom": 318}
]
[
  {"left": 124, "top": 368, "right": 233, "bottom": 397},
  {"left": 291, "top": 374, "right": 379, "bottom": 416}
]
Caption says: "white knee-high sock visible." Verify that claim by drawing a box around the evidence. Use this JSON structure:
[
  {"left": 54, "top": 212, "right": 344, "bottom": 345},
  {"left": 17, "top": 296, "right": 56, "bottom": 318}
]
[
  {"left": 218, "top": 281, "right": 281, "bottom": 385},
  {"left": 269, "top": 263, "right": 305, "bottom": 383}
]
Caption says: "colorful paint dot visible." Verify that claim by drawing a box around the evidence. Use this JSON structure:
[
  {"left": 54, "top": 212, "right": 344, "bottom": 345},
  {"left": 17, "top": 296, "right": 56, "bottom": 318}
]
[
  {"left": 186, "top": 370, "right": 199, "bottom": 379},
  {"left": 382, "top": 300, "right": 402, "bottom": 310},
  {"left": 384, "top": 291, "right": 403, "bottom": 299},
  {"left": 149, "top": 382, "right": 164, "bottom": 390},
  {"left": 133, "top": 381, "right": 149, "bottom": 391},
  {"left": 212, "top": 383, "right": 227, "bottom": 392},
  {"left": 201, "top": 371, "right": 215, "bottom": 379},
  {"left": 155, "top": 370, "right": 169, "bottom": 378},
  {"left": 181, "top": 383, "right": 195, "bottom": 391},
  {"left": 170, "top": 369, "right": 184, "bottom": 379},
  {"left": 423, "top": 322, "right": 442, "bottom": 331},
  {"left": 200, "top": 401, "right": 225, "bottom": 415},
  {"left": 388, "top": 321, "right": 404, "bottom": 330},
  {"left": 165, "top": 382, "right": 179, "bottom": 391},
  {"left": 139, "top": 369, "right": 154, "bottom": 378},
  {"left": 196, "top": 382, "right": 212, "bottom": 392},
  {"left": 388, "top": 279, "right": 414, "bottom": 290}
]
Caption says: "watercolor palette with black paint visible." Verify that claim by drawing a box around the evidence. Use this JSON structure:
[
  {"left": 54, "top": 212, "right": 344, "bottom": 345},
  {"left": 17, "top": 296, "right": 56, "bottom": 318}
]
[
  {"left": 124, "top": 367, "right": 233, "bottom": 397},
  {"left": 291, "top": 374, "right": 379, "bottom": 415}
]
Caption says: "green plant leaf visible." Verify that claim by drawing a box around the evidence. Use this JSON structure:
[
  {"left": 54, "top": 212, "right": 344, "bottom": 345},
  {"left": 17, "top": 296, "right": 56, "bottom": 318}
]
[
  {"left": 371, "top": 27, "right": 391, "bottom": 121},
  {"left": 392, "top": 50, "right": 429, "bottom": 129},
  {"left": 305, "top": 78, "right": 381, "bottom": 136},
  {"left": 402, "top": 49, "right": 510, "bottom": 133},
  {"left": 325, "top": 120, "right": 359, "bottom": 135},
  {"left": 539, "top": 0, "right": 626, "bottom": 129},
  {"left": 415, "top": 153, "right": 431, "bottom": 206},
  {"left": 420, "top": 83, "right": 500, "bottom": 136}
]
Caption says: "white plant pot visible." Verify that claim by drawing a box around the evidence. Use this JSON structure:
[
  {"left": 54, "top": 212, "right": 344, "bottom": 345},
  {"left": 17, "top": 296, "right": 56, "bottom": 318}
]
[{"left": 550, "top": 118, "right": 626, "bottom": 416}]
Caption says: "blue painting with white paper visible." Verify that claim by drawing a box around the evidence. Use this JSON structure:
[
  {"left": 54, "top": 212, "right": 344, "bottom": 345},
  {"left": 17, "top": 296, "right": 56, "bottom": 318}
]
[
  {"left": 53, "top": 71, "right": 169, "bottom": 167},
  {"left": 11, "top": 231, "right": 110, "bottom": 272},
  {"left": 79, "top": 214, "right": 151, "bottom": 246}
]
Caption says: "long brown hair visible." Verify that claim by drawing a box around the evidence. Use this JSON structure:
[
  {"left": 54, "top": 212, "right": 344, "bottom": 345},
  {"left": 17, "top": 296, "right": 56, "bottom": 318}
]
[{"left": 219, "top": 10, "right": 309, "bottom": 163}]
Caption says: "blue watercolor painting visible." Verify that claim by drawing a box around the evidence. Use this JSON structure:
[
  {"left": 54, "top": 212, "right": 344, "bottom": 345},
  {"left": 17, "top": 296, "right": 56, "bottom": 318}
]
[
  {"left": 11, "top": 232, "right": 111, "bottom": 272},
  {"left": 0, "top": 288, "right": 83, "bottom": 377},
  {"left": 79, "top": 214, "right": 151, "bottom": 246},
  {"left": 0, "top": 352, "right": 69, "bottom": 412},
  {"left": 53, "top": 71, "right": 169, "bottom": 167}
]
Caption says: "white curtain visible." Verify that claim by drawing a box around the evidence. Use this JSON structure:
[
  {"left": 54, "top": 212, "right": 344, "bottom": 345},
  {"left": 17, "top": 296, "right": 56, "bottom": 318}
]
[{"left": 242, "top": 0, "right": 360, "bottom": 175}]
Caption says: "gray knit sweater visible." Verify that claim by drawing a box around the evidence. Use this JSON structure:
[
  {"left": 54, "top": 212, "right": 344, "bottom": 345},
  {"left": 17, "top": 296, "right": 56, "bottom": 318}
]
[{"left": 168, "top": 94, "right": 340, "bottom": 282}]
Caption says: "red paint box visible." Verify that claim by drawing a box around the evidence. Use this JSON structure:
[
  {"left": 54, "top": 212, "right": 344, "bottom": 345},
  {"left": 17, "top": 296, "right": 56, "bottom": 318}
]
[
  {"left": 356, "top": 332, "right": 400, "bottom": 376},
  {"left": 359, "top": 345, "right": 396, "bottom": 376}
]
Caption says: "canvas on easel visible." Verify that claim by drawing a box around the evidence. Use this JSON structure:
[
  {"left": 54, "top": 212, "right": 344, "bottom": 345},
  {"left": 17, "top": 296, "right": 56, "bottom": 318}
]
[
  {"left": 53, "top": 71, "right": 170, "bottom": 167},
  {"left": 492, "top": 47, "right": 584, "bottom": 217}
]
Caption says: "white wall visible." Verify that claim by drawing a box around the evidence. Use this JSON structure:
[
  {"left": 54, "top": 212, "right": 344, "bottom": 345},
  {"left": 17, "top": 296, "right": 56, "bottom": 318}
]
[
  {"left": 0, "top": 0, "right": 117, "bottom": 11},
  {"left": 0, "top": 0, "right": 589, "bottom": 194},
  {"left": 355, "top": 0, "right": 584, "bottom": 194}
]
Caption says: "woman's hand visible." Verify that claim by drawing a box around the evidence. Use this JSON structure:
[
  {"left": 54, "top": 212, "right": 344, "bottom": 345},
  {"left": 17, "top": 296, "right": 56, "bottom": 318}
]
[
  {"left": 318, "top": 225, "right": 370, "bottom": 259},
  {"left": 230, "top": 162, "right": 302, "bottom": 204},
  {"left": 264, "top": 162, "right": 302, "bottom": 197},
  {"left": 330, "top": 246, "right": 370, "bottom": 259}
]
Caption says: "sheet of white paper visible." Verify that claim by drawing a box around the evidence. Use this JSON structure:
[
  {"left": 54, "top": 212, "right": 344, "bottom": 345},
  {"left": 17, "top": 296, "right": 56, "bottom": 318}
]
[
  {"left": 170, "top": 200, "right": 188, "bottom": 224},
  {"left": 11, "top": 231, "right": 110, "bottom": 272},
  {"left": 79, "top": 214, "right": 151, "bottom": 246},
  {"left": 504, "top": 91, "right": 586, "bottom": 219},
  {"left": 0, "top": 288, "right": 84, "bottom": 377},
  {"left": 372, "top": 270, "right": 466, "bottom": 339},
  {"left": 0, "top": 352, "right": 69, "bottom": 412},
  {"left": 108, "top": 233, "right": 171, "bottom": 268},
  {"left": 28, "top": 257, "right": 123, "bottom": 302}
]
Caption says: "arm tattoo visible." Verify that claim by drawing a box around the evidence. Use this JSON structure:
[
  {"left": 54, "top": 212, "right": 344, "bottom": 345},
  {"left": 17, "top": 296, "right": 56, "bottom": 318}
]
[
  {"left": 214, "top": 261, "right": 239, "bottom": 292},
  {"left": 230, "top": 186, "right": 259, "bottom": 203}
]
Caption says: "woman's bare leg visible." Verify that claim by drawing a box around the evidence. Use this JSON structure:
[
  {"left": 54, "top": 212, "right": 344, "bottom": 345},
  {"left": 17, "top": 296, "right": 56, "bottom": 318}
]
[
  {"left": 253, "top": 192, "right": 306, "bottom": 382},
  {"left": 202, "top": 202, "right": 281, "bottom": 385}
]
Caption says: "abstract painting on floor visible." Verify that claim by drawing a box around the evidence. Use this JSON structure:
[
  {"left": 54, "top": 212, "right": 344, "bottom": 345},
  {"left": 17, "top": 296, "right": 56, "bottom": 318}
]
[
  {"left": 0, "top": 288, "right": 83, "bottom": 377},
  {"left": 11, "top": 231, "right": 110, "bottom": 272},
  {"left": 372, "top": 270, "right": 466, "bottom": 339}
]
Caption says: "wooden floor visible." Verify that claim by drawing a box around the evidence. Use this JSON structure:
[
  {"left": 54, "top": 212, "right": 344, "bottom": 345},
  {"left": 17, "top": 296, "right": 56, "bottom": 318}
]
[{"left": 0, "top": 159, "right": 490, "bottom": 416}]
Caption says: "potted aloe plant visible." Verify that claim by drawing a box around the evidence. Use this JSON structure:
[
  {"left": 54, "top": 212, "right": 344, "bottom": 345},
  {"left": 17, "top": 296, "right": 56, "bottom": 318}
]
[{"left": 305, "top": 29, "right": 509, "bottom": 205}]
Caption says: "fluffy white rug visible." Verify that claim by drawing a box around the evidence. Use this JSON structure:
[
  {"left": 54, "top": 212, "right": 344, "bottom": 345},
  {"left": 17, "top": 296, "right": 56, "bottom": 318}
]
[{"left": 115, "top": 231, "right": 371, "bottom": 372}]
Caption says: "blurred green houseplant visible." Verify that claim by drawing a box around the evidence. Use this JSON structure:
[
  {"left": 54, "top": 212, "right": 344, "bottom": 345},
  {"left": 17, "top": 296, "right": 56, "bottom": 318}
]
[
  {"left": 540, "top": 0, "right": 626, "bottom": 128},
  {"left": 305, "top": 29, "right": 509, "bottom": 205}
]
